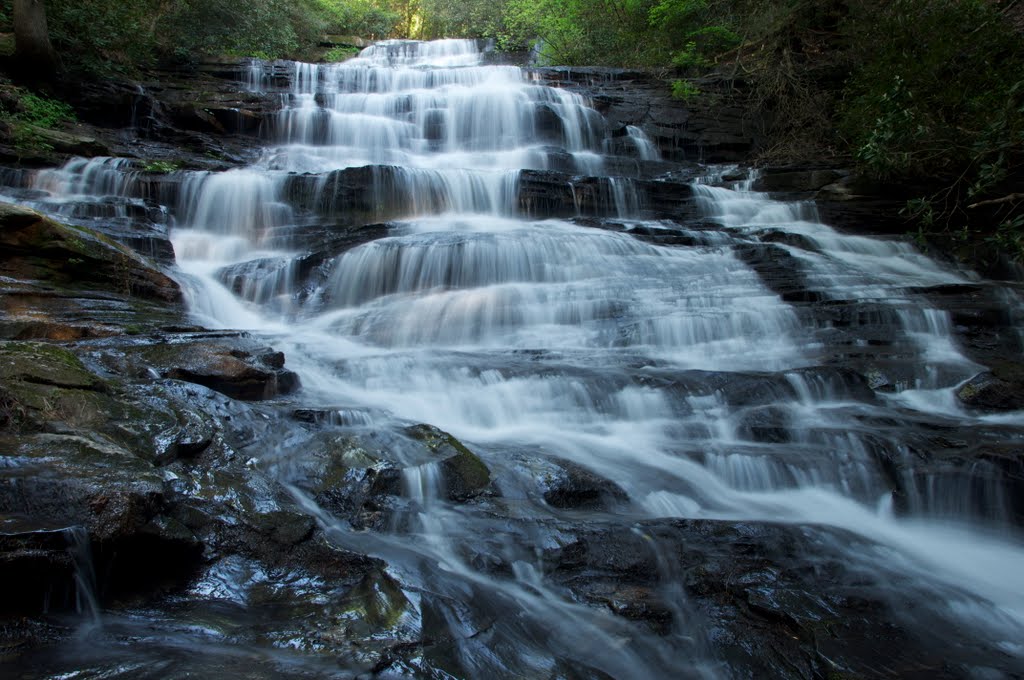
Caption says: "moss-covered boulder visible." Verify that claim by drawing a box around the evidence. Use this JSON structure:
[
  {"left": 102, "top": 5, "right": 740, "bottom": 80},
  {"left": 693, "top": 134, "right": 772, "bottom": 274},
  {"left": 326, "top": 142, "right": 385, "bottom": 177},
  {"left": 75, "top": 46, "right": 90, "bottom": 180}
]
[
  {"left": 0, "top": 341, "right": 113, "bottom": 432},
  {"left": 0, "top": 203, "right": 185, "bottom": 339},
  {"left": 956, "top": 363, "right": 1024, "bottom": 412},
  {"left": 404, "top": 424, "right": 491, "bottom": 501},
  {"left": 0, "top": 432, "right": 168, "bottom": 539},
  {"left": 0, "top": 202, "right": 180, "bottom": 303}
]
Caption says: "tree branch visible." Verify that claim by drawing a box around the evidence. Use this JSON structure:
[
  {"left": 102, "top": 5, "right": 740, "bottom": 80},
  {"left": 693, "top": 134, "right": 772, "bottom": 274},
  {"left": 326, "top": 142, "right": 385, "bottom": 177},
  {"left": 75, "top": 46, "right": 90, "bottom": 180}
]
[{"left": 968, "top": 193, "right": 1024, "bottom": 209}]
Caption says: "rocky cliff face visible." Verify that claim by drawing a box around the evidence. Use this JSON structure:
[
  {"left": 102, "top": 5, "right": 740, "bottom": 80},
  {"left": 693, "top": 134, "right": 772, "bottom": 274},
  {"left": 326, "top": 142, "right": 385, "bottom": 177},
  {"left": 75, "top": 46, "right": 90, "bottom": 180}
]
[{"left": 535, "top": 68, "right": 764, "bottom": 163}]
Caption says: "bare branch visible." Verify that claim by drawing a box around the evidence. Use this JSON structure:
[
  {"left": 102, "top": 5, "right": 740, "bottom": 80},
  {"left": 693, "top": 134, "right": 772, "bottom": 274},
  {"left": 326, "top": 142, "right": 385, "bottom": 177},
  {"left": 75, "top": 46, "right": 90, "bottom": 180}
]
[{"left": 968, "top": 193, "right": 1024, "bottom": 209}]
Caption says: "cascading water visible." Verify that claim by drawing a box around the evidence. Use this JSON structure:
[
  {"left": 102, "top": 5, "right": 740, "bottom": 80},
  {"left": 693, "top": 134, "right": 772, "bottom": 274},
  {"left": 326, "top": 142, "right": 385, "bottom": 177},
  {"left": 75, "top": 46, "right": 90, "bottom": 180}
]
[{"left": 7, "top": 38, "right": 1024, "bottom": 678}]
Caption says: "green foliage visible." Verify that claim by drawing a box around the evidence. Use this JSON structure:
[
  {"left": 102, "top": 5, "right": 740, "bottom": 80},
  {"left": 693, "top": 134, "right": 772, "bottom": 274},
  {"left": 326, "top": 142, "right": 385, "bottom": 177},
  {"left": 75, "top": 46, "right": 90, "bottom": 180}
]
[
  {"left": 318, "top": 0, "right": 400, "bottom": 38},
  {"left": 417, "top": 0, "right": 507, "bottom": 39},
  {"left": 500, "top": 0, "right": 737, "bottom": 68},
  {"left": 988, "top": 214, "right": 1024, "bottom": 259},
  {"left": 667, "top": 26, "right": 738, "bottom": 71},
  {"left": 14, "top": 93, "right": 76, "bottom": 128},
  {"left": 842, "top": 0, "right": 1024, "bottom": 252},
  {"left": 842, "top": 0, "right": 1022, "bottom": 178},
  {"left": 141, "top": 160, "right": 181, "bottom": 174},
  {"left": 649, "top": 0, "right": 707, "bottom": 32},
  {"left": 670, "top": 79, "right": 699, "bottom": 101},
  {"left": 46, "top": 0, "right": 157, "bottom": 71},
  {"left": 0, "top": 87, "right": 76, "bottom": 155},
  {"left": 43, "top": 0, "right": 332, "bottom": 71},
  {"left": 324, "top": 46, "right": 361, "bottom": 62},
  {"left": 686, "top": 25, "right": 739, "bottom": 54},
  {"left": 503, "top": 0, "right": 670, "bottom": 66}
]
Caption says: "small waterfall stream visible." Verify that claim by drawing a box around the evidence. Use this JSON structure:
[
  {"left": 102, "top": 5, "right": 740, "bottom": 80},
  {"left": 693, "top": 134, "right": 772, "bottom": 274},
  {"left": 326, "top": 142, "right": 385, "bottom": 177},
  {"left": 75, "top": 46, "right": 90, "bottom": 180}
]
[{"left": 4, "top": 38, "right": 1024, "bottom": 678}]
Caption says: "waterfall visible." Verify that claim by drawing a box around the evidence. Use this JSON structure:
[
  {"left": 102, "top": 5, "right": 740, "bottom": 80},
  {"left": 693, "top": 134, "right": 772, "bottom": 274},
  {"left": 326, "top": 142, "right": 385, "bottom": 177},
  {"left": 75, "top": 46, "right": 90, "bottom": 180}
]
[{"left": 7, "top": 37, "right": 1024, "bottom": 678}]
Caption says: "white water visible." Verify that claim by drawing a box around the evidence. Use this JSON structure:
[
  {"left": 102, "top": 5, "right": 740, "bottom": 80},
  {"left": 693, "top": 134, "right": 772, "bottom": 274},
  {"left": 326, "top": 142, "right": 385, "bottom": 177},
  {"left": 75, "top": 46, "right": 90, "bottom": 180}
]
[{"left": 11, "top": 38, "right": 1024, "bottom": 677}]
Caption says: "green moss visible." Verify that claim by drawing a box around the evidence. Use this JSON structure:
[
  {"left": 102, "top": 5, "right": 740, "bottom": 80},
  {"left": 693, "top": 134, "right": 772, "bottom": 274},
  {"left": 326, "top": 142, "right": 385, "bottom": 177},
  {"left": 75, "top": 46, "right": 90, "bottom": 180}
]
[
  {"left": 0, "top": 88, "right": 77, "bottom": 156},
  {"left": 142, "top": 160, "right": 182, "bottom": 174},
  {"left": 404, "top": 423, "right": 491, "bottom": 498},
  {"left": 957, "top": 382, "right": 980, "bottom": 400},
  {"left": 340, "top": 569, "right": 412, "bottom": 630},
  {"left": 443, "top": 448, "right": 490, "bottom": 492},
  {"left": 0, "top": 341, "right": 100, "bottom": 389}
]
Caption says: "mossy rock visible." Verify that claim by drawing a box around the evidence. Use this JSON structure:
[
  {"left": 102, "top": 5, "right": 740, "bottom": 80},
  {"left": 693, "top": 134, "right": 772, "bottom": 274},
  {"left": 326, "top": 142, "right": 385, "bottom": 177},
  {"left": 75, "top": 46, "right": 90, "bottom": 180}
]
[
  {"left": 404, "top": 424, "right": 491, "bottom": 501},
  {"left": 0, "top": 343, "right": 224, "bottom": 465},
  {"left": 20, "top": 125, "right": 109, "bottom": 157},
  {"left": 289, "top": 432, "right": 386, "bottom": 495},
  {"left": 956, "top": 368, "right": 1024, "bottom": 412},
  {"left": 0, "top": 341, "right": 116, "bottom": 432},
  {"left": 339, "top": 568, "right": 413, "bottom": 631},
  {"left": 0, "top": 202, "right": 180, "bottom": 303},
  {"left": 0, "top": 433, "right": 165, "bottom": 540},
  {"left": 0, "top": 341, "right": 103, "bottom": 390}
]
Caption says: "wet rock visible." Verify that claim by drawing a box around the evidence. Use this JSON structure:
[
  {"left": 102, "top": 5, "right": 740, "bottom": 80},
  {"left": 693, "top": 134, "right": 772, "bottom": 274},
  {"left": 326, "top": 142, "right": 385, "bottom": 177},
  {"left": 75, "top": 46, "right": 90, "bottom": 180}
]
[
  {"left": 0, "top": 427, "right": 204, "bottom": 614},
  {"left": 0, "top": 432, "right": 167, "bottom": 538},
  {"left": 0, "top": 336, "right": 378, "bottom": 630},
  {"left": 515, "top": 170, "right": 577, "bottom": 218},
  {"left": 539, "top": 460, "right": 629, "bottom": 510},
  {"left": 284, "top": 166, "right": 413, "bottom": 224},
  {"left": 730, "top": 241, "right": 822, "bottom": 305},
  {"left": 546, "top": 519, "right": 1004, "bottom": 678},
  {"left": 25, "top": 126, "right": 110, "bottom": 157},
  {"left": 44, "top": 197, "right": 177, "bottom": 264},
  {"left": 0, "top": 518, "right": 78, "bottom": 615},
  {"left": 736, "top": 406, "right": 792, "bottom": 443},
  {"left": 517, "top": 169, "right": 696, "bottom": 220},
  {"left": 214, "top": 222, "right": 392, "bottom": 308},
  {"left": 956, "top": 364, "right": 1024, "bottom": 411},
  {"left": 752, "top": 168, "right": 846, "bottom": 193},
  {"left": 138, "top": 339, "right": 301, "bottom": 401},
  {"left": 0, "top": 341, "right": 105, "bottom": 393},
  {"left": 340, "top": 568, "right": 416, "bottom": 632},
  {"left": 0, "top": 341, "right": 140, "bottom": 435},
  {"left": 0, "top": 203, "right": 183, "bottom": 340},
  {"left": 913, "top": 444, "right": 1024, "bottom": 525},
  {"left": 404, "top": 424, "right": 491, "bottom": 501},
  {"left": 0, "top": 203, "right": 179, "bottom": 303},
  {"left": 689, "top": 370, "right": 800, "bottom": 407},
  {"left": 534, "top": 103, "right": 567, "bottom": 145},
  {"left": 911, "top": 283, "right": 1024, "bottom": 368},
  {"left": 537, "top": 69, "right": 763, "bottom": 162},
  {"left": 278, "top": 428, "right": 406, "bottom": 531}
]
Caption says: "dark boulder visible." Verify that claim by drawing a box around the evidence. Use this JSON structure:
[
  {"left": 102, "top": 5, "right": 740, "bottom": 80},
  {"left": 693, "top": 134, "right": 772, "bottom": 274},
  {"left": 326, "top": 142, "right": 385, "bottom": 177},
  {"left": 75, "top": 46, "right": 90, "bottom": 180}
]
[
  {"left": 752, "top": 168, "right": 846, "bottom": 193},
  {"left": 135, "top": 338, "right": 301, "bottom": 401},
  {"left": 956, "top": 364, "right": 1024, "bottom": 412},
  {"left": 539, "top": 459, "right": 629, "bottom": 510}
]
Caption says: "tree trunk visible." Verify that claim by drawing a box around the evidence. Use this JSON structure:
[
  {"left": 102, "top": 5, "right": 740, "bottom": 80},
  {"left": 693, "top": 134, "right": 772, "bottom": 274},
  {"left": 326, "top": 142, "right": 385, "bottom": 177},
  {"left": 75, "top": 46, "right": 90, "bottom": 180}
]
[{"left": 12, "top": 0, "right": 59, "bottom": 78}]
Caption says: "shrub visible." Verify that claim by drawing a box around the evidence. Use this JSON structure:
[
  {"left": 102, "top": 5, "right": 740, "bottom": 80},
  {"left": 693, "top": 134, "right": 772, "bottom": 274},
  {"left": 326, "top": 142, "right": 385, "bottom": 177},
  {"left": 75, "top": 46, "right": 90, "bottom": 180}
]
[
  {"left": 841, "top": 0, "right": 1024, "bottom": 254},
  {"left": 670, "top": 79, "right": 700, "bottom": 101}
]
